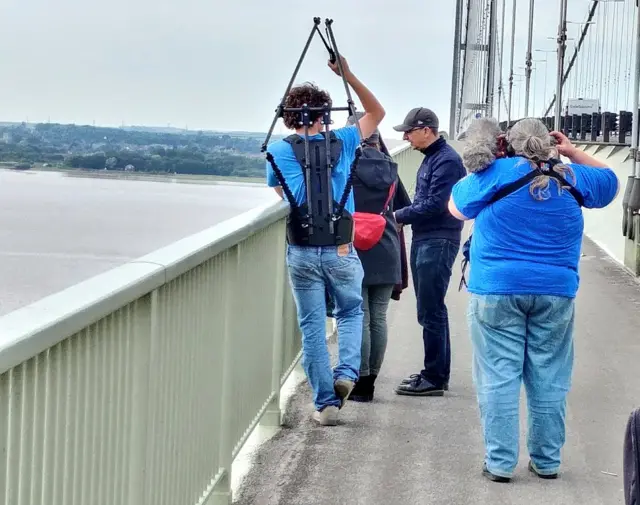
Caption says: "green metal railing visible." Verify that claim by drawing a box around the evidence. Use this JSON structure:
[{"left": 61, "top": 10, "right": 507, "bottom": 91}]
[{"left": 0, "top": 200, "right": 301, "bottom": 505}]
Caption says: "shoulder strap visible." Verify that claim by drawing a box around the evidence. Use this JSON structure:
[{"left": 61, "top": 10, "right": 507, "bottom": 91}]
[
  {"left": 489, "top": 169, "right": 541, "bottom": 204},
  {"left": 546, "top": 164, "right": 585, "bottom": 207},
  {"left": 283, "top": 131, "right": 338, "bottom": 143},
  {"left": 325, "top": 131, "right": 343, "bottom": 168},
  {"left": 284, "top": 131, "right": 342, "bottom": 171},
  {"left": 380, "top": 181, "right": 396, "bottom": 214},
  {"left": 488, "top": 165, "right": 584, "bottom": 207},
  {"left": 283, "top": 133, "right": 302, "bottom": 145}
]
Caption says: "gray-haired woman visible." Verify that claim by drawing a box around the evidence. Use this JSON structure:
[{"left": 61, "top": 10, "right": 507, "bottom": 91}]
[{"left": 448, "top": 118, "right": 619, "bottom": 482}]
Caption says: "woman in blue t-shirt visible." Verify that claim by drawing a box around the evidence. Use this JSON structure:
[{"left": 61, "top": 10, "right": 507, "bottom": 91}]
[{"left": 448, "top": 117, "right": 619, "bottom": 483}]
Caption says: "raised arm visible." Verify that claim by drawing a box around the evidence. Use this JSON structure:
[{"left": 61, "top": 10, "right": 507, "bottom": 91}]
[
  {"left": 551, "top": 130, "right": 620, "bottom": 198},
  {"left": 551, "top": 130, "right": 609, "bottom": 169},
  {"left": 328, "top": 56, "right": 385, "bottom": 141}
]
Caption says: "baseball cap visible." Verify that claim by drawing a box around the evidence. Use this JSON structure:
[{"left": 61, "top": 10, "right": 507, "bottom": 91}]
[{"left": 393, "top": 107, "right": 439, "bottom": 132}]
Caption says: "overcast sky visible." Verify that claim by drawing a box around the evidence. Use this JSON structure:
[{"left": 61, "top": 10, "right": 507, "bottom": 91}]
[{"left": 0, "top": 0, "right": 623, "bottom": 139}]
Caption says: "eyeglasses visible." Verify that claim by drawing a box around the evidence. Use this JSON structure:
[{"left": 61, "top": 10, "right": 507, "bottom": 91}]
[{"left": 404, "top": 127, "right": 429, "bottom": 135}]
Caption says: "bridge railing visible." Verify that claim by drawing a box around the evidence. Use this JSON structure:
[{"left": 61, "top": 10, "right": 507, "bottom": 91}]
[
  {"left": 390, "top": 143, "right": 422, "bottom": 198},
  {"left": 0, "top": 199, "right": 301, "bottom": 505},
  {"left": 500, "top": 109, "right": 640, "bottom": 146}
]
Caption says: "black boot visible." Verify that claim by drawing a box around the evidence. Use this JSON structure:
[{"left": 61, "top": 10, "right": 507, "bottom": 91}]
[
  {"left": 349, "top": 375, "right": 375, "bottom": 402},
  {"left": 348, "top": 376, "right": 367, "bottom": 401},
  {"left": 369, "top": 374, "right": 377, "bottom": 398}
]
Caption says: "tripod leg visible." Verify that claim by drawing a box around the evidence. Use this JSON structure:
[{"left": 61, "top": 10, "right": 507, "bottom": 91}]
[
  {"left": 261, "top": 19, "right": 321, "bottom": 151},
  {"left": 325, "top": 19, "right": 365, "bottom": 142},
  {"left": 302, "top": 107, "right": 314, "bottom": 233},
  {"left": 322, "top": 104, "right": 335, "bottom": 234},
  {"left": 314, "top": 25, "right": 336, "bottom": 63}
]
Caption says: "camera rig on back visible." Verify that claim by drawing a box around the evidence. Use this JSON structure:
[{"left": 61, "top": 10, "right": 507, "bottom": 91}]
[{"left": 261, "top": 18, "right": 365, "bottom": 247}]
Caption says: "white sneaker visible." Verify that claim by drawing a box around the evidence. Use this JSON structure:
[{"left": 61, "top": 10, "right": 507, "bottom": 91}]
[{"left": 312, "top": 406, "right": 339, "bottom": 426}]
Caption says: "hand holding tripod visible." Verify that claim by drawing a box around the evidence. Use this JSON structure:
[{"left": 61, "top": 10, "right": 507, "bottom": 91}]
[
  {"left": 261, "top": 18, "right": 366, "bottom": 245},
  {"left": 261, "top": 17, "right": 364, "bottom": 152}
]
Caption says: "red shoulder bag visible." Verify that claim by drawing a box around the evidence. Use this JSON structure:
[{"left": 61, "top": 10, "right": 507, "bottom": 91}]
[{"left": 353, "top": 181, "right": 396, "bottom": 251}]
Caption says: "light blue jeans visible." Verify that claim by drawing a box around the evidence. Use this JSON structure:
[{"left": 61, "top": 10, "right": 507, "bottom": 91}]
[
  {"left": 468, "top": 294, "right": 575, "bottom": 478},
  {"left": 286, "top": 243, "right": 364, "bottom": 411}
]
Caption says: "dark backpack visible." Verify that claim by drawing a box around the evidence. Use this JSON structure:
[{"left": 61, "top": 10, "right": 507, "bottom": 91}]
[
  {"left": 458, "top": 162, "right": 585, "bottom": 291},
  {"left": 352, "top": 147, "right": 398, "bottom": 251}
]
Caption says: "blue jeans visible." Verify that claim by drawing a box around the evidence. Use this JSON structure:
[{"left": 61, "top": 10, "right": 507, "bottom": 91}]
[
  {"left": 468, "top": 294, "right": 575, "bottom": 478},
  {"left": 410, "top": 238, "right": 460, "bottom": 386},
  {"left": 286, "top": 243, "right": 364, "bottom": 411}
]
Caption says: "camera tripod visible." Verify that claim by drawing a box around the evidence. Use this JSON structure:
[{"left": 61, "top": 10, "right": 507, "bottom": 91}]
[
  {"left": 261, "top": 17, "right": 364, "bottom": 152},
  {"left": 261, "top": 17, "right": 365, "bottom": 238}
]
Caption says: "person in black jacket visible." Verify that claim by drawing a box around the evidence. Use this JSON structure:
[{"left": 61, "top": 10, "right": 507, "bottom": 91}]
[
  {"left": 343, "top": 114, "right": 408, "bottom": 402},
  {"left": 392, "top": 107, "right": 466, "bottom": 397}
]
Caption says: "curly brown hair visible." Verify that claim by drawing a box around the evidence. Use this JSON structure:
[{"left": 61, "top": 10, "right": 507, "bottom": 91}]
[{"left": 282, "top": 82, "right": 332, "bottom": 130}]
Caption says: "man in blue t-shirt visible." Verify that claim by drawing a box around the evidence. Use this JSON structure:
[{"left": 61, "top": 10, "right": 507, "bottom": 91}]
[
  {"left": 265, "top": 55, "right": 385, "bottom": 426},
  {"left": 448, "top": 120, "right": 619, "bottom": 483}
]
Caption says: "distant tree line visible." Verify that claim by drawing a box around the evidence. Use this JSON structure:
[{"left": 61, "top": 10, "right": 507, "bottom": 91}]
[
  {"left": 65, "top": 149, "right": 262, "bottom": 177},
  {"left": 0, "top": 122, "right": 275, "bottom": 178}
]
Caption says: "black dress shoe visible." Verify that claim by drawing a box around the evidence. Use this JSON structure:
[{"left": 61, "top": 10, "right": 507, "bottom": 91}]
[
  {"left": 401, "top": 373, "right": 448, "bottom": 391},
  {"left": 395, "top": 375, "right": 444, "bottom": 396},
  {"left": 400, "top": 373, "right": 420, "bottom": 384}
]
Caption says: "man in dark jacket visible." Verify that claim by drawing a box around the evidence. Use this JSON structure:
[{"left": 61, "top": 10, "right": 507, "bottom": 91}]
[{"left": 392, "top": 107, "right": 466, "bottom": 397}]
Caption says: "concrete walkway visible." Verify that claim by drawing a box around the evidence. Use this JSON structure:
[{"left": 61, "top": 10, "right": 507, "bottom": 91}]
[{"left": 235, "top": 238, "right": 640, "bottom": 505}]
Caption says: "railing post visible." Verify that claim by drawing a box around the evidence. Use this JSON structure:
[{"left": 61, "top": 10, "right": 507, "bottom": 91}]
[
  {"left": 209, "top": 246, "right": 240, "bottom": 505},
  {"left": 261, "top": 224, "right": 287, "bottom": 427},
  {"left": 127, "top": 292, "right": 155, "bottom": 505}
]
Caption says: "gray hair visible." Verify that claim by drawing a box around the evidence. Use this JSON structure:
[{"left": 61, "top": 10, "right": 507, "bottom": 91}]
[
  {"left": 460, "top": 117, "right": 502, "bottom": 173},
  {"left": 506, "top": 118, "right": 554, "bottom": 161},
  {"left": 462, "top": 116, "right": 575, "bottom": 201},
  {"left": 507, "top": 118, "right": 575, "bottom": 201}
]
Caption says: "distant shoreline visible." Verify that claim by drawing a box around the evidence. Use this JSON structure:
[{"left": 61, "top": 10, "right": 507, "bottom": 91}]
[{"left": 2, "top": 165, "right": 267, "bottom": 187}]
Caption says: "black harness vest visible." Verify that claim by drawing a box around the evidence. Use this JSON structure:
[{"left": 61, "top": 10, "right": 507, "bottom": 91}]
[{"left": 278, "top": 132, "right": 355, "bottom": 247}]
